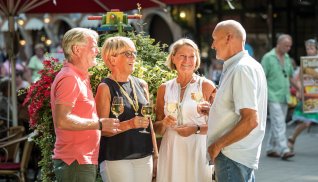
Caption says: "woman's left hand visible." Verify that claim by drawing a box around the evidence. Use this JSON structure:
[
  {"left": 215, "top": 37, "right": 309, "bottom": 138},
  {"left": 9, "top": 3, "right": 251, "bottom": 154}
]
[
  {"left": 174, "top": 124, "right": 196, "bottom": 137},
  {"left": 132, "top": 116, "right": 150, "bottom": 128}
]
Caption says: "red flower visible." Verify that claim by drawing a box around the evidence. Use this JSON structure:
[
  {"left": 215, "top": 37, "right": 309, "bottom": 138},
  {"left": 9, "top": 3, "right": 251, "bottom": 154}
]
[{"left": 23, "top": 58, "right": 62, "bottom": 128}]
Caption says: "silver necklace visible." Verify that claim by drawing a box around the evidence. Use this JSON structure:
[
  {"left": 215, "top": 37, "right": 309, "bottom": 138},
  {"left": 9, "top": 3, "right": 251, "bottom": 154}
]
[{"left": 180, "top": 76, "right": 194, "bottom": 90}]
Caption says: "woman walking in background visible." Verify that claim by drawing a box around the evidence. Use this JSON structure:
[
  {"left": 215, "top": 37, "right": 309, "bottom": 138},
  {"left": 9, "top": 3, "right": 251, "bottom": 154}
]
[{"left": 288, "top": 39, "right": 318, "bottom": 152}]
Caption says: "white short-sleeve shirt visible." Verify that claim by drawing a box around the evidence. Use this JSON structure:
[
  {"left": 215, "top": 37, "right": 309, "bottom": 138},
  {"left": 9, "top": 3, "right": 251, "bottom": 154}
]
[{"left": 207, "top": 50, "right": 267, "bottom": 169}]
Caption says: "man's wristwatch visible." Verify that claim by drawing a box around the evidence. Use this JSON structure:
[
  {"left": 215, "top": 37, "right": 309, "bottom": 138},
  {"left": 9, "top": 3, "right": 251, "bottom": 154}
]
[
  {"left": 195, "top": 125, "right": 201, "bottom": 134},
  {"left": 98, "top": 118, "right": 103, "bottom": 130}
]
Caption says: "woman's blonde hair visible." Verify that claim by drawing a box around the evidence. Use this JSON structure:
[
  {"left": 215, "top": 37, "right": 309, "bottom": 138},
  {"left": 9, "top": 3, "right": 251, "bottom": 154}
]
[
  {"left": 62, "top": 28, "right": 98, "bottom": 60},
  {"left": 101, "top": 36, "right": 136, "bottom": 70},
  {"left": 165, "top": 38, "right": 200, "bottom": 71}
]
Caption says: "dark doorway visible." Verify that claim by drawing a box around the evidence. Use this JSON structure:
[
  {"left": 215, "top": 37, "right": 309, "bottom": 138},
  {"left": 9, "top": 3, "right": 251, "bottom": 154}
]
[{"left": 149, "top": 15, "right": 174, "bottom": 49}]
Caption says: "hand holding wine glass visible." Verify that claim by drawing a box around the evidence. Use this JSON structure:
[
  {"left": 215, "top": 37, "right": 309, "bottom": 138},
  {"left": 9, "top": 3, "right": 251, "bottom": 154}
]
[
  {"left": 166, "top": 102, "right": 179, "bottom": 125},
  {"left": 197, "top": 101, "right": 211, "bottom": 116},
  {"left": 166, "top": 102, "right": 178, "bottom": 115},
  {"left": 140, "top": 102, "right": 153, "bottom": 134},
  {"left": 99, "top": 118, "right": 121, "bottom": 133}
]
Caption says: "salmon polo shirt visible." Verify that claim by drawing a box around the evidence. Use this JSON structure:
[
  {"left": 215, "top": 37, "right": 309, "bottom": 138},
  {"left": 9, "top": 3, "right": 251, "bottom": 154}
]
[{"left": 50, "top": 62, "right": 101, "bottom": 165}]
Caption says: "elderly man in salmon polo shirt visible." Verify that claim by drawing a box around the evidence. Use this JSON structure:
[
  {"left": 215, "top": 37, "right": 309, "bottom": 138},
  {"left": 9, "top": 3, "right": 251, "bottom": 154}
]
[{"left": 50, "top": 28, "right": 120, "bottom": 182}]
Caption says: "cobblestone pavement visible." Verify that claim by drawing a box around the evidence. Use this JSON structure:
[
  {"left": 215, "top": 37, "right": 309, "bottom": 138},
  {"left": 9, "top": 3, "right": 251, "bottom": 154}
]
[{"left": 255, "top": 123, "right": 318, "bottom": 182}]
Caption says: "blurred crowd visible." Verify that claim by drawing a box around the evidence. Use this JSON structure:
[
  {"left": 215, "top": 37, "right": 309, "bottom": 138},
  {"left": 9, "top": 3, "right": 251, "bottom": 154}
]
[{"left": 0, "top": 43, "right": 64, "bottom": 129}]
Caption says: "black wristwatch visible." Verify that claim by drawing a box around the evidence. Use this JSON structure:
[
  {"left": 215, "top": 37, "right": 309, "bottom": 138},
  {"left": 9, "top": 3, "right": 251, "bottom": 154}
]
[
  {"left": 98, "top": 119, "right": 103, "bottom": 130},
  {"left": 195, "top": 125, "right": 201, "bottom": 134}
]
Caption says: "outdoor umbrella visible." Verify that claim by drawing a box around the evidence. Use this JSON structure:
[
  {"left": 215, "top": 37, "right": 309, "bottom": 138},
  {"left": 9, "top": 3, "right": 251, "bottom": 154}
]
[{"left": 0, "top": 0, "right": 205, "bottom": 126}]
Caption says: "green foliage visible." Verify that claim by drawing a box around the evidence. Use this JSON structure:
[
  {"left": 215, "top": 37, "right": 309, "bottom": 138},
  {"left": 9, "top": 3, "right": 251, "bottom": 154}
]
[
  {"left": 36, "top": 109, "right": 56, "bottom": 181},
  {"left": 90, "top": 31, "right": 176, "bottom": 99},
  {"left": 24, "top": 31, "right": 175, "bottom": 181}
]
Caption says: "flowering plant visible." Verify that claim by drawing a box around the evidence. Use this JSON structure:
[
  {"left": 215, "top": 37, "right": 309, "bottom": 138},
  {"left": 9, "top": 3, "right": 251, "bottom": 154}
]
[
  {"left": 22, "top": 57, "right": 62, "bottom": 181},
  {"left": 23, "top": 58, "right": 62, "bottom": 128}
]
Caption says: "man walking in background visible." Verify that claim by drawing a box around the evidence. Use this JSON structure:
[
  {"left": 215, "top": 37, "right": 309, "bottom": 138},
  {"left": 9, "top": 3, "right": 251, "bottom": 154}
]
[{"left": 261, "top": 34, "right": 295, "bottom": 160}]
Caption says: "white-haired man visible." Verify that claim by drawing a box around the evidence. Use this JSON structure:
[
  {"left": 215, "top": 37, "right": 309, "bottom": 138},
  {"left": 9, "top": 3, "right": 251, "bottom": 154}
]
[
  {"left": 200, "top": 20, "right": 267, "bottom": 182},
  {"left": 51, "top": 28, "right": 119, "bottom": 181}
]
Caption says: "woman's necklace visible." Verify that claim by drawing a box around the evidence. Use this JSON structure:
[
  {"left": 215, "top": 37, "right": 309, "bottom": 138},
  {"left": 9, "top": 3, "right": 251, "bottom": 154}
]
[
  {"left": 180, "top": 76, "right": 194, "bottom": 90},
  {"left": 113, "top": 77, "right": 139, "bottom": 116}
]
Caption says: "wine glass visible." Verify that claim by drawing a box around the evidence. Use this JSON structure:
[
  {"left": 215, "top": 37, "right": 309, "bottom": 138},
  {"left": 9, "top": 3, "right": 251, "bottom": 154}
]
[
  {"left": 111, "top": 96, "right": 124, "bottom": 119},
  {"left": 166, "top": 102, "right": 179, "bottom": 125},
  {"left": 191, "top": 91, "right": 206, "bottom": 120},
  {"left": 140, "top": 102, "right": 153, "bottom": 134},
  {"left": 191, "top": 92, "right": 203, "bottom": 103}
]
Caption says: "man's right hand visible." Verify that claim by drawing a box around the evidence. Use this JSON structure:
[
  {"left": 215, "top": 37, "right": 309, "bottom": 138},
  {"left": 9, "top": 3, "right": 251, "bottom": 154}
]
[
  {"left": 99, "top": 118, "right": 120, "bottom": 133},
  {"left": 197, "top": 101, "right": 211, "bottom": 116}
]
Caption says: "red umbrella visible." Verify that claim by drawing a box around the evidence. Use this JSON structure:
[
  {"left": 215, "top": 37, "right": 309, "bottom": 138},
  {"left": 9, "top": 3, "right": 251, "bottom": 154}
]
[
  {"left": 27, "top": 0, "right": 205, "bottom": 13},
  {"left": 0, "top": 0, "right": 205, "bottom": 126},
  {"left": 0, "top": 0, "right": 205, "bottom": 14}
]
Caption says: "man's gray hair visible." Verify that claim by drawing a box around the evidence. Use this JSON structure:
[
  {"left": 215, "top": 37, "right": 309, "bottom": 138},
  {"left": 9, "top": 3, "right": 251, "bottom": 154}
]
[
  {"left": 276, "top": 34, "right": 292, "bottom": 45},
  {"left": 62, "top": 28, "right": 98, "bottom": 60}
]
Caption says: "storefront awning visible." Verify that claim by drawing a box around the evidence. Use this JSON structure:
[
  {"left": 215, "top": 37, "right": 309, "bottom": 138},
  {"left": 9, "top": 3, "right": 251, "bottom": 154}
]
[{"left": 24, "top": 18, "right": 44, "bottom": 30}]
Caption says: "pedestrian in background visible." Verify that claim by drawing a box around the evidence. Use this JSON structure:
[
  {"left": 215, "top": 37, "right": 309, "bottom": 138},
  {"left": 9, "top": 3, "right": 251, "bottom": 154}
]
[
  {"left": 288, "top": 39, "right": 318, "bottom": 152},
  {"left": 28, "top": 43, "right": 45, "bottom": 82},
  {"left": 261, "top": 34, "right": 296, "bottom": 160}
]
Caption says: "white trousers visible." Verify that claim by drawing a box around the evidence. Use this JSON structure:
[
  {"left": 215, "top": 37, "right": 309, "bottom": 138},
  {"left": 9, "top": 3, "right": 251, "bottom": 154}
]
[
  {"left": 266, "top": 102, "right": 290, "bottom": 154},
  {"left": 100, "top": 155, "right": 153, "bottom": 182}
]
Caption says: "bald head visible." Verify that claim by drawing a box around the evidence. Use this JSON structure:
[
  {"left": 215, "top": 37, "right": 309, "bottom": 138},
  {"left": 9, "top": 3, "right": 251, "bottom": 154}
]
[
  {"left": 211, "top": 20, "right": 246, "bottom": 60},
  {"left": 214, "top": 20, "right": 246, "bottom": 42}
]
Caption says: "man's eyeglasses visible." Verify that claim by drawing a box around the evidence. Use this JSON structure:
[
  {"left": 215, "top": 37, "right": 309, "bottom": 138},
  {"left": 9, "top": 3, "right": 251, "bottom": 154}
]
[{"left": 118, "top": 51, "right": 137, "bottom": 58}]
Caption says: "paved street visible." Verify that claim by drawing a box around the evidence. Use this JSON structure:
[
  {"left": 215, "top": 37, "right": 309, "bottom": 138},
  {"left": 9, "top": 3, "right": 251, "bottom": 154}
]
[{"left": 255, "top": 123, "right": 318, "bottom": 182}]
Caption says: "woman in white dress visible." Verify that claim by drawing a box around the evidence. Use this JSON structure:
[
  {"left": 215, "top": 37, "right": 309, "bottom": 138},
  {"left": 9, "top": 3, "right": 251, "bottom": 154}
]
[{"left": 154, "top": 38, "right": 217, "bottom": 182}]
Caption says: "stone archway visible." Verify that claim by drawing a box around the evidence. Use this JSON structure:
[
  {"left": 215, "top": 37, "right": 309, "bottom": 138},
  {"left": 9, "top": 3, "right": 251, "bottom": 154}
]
[
  {"left": 149, "top": 15, "right": 174, "bottom": 48},
  {"left": 141, "top": 8, "right": 183, "bottom": 46}
]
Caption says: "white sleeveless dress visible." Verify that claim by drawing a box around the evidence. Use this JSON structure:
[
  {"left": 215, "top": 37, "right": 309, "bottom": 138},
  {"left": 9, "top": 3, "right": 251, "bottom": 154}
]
[{"left": 156, "top": 76, "right": 211, "bottom": 182}]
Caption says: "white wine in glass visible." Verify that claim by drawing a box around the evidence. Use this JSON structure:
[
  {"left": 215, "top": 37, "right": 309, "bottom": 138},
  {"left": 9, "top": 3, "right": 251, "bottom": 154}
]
[
  {"left": 166, "top": 102, "right": 179, "bottom": 125},
  {"left": 191, "top": 91, "right": 207, "bottom": 120},
  {"left": 191, "top": 92, "right": 203, "bottom": 103},
  {"left": 141, "top": 105, "right": 153, "bottom": 118},
  {"left": 111, "top": 96, "right": 124, "bottom": 119},
  {"left": 140, "top": 103, "right": 152, "bottom": 134}
]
